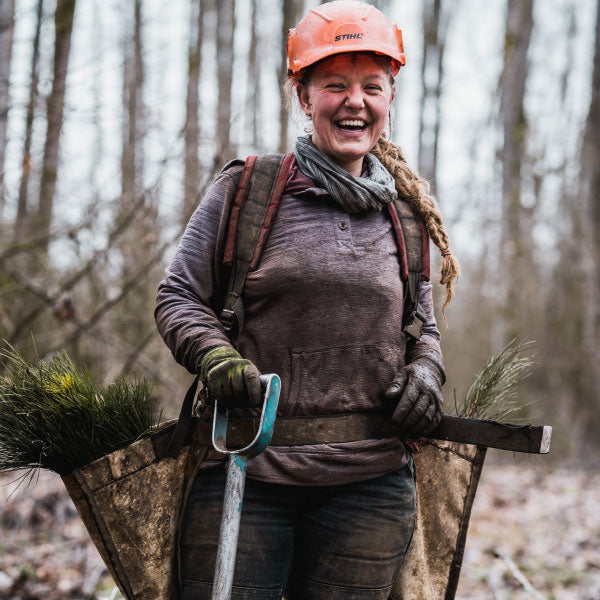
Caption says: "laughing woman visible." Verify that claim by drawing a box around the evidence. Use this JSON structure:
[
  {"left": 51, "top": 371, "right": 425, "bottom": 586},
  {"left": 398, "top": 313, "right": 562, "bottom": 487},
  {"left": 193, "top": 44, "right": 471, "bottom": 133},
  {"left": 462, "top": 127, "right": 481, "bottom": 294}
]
[{"left": 155, "top": 1, "right": 459, "bottom": 598}]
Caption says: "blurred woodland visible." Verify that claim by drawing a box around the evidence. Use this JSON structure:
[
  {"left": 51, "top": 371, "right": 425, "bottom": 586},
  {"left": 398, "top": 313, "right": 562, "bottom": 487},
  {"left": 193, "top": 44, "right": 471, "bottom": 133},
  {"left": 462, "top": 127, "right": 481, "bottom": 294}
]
[
  {"left": 0, "top": 0, "right": 599, "bottom": 598},
  {"left": 0, "top": 0, "right": 599, "bottom": 444},
  {"left": 1, "top": 0, "right": 599, "bottom": 455}
]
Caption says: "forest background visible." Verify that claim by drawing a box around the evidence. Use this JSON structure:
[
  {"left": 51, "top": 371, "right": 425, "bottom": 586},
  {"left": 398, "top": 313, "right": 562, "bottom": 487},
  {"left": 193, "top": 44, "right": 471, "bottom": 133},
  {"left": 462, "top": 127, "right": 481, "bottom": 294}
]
[{"left": 0, "top": 0, "right": 599, "bottom": 598}]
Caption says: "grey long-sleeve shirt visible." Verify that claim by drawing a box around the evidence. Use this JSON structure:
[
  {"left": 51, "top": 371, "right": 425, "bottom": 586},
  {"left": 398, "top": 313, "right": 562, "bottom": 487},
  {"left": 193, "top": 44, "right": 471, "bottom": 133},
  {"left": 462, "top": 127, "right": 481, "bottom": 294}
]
[{"left": 155, "top": 160, "right": 444, "bottom": 485}]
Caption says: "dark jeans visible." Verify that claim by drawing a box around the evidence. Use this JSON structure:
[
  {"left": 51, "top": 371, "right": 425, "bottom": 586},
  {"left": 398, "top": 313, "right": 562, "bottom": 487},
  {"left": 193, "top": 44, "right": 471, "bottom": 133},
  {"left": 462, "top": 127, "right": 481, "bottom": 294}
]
[{"left": 179, "top": 462, "right": 416, "bottom": 600}]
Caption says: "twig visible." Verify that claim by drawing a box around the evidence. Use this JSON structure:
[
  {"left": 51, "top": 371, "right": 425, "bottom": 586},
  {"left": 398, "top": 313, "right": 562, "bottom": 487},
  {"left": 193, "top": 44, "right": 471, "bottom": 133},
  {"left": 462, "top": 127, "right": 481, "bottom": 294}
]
[
  {"left": 0, "top": 298, "right": 14, "bottom": 332},
  {"left": 486, "top": 565, "right": 506, "bottom": 600},
  {"left": 1, "top": 216, "right": 100, "bottom": 263},
  {"left": 58, "top": 198, "right": 148, "bottom": 291},
  {"left": 5, "top": 188, "right": 155, "bottom": 345},
  {"left": 45, "top": 239, "right": 171, "bottom": 352},
  {"left": 119, "top": 329, "right": 157, "bottom": 377},
  {"left": 90, "top": 328, "right": 185, "bottom": 396},
  {"left": 494, "top": 550, "right": 546, "bottom": 599},
  {"left": 109, "top": 587, "right": 122, "bottom": 600},
  {"left": 82, "top": 563, "right": 107, "bottom": 596},
  {"left": 3, "top": 259, "right": 185, "bottom": 393},
  {"left": 2, "top": 266, "right": 53, "bottom": 303}
]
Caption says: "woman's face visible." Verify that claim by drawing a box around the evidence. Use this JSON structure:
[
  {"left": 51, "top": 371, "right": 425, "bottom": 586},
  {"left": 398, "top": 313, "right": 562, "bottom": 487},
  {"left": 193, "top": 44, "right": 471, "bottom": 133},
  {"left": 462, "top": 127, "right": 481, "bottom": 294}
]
[{"left": 297, "top": 53, "right": 395, "bottom": 177}]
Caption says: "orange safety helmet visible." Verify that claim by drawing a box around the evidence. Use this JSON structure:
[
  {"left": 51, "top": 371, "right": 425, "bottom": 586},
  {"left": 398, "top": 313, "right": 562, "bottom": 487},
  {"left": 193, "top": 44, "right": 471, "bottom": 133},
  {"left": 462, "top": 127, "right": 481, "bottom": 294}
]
[{"left": 287, "top": 0, "right": 405, "bottom": 82}]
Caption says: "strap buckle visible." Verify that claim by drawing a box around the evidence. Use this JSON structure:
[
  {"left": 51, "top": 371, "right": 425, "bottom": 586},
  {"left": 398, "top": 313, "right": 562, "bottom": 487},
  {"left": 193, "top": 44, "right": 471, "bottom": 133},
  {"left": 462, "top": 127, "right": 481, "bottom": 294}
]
[
  {"left": 403, "top": 308, "right": 426, "bottom": 341},
  {"left": 219, "top": 308, "right": 236, "bottom": 332}
]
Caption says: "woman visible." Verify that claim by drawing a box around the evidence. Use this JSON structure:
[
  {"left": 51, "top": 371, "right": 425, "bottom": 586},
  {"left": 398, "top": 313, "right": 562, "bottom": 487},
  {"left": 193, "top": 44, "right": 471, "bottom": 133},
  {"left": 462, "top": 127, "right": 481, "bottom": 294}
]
[{"left": 155, "top": 2, "right": 458, "bottom": 598}]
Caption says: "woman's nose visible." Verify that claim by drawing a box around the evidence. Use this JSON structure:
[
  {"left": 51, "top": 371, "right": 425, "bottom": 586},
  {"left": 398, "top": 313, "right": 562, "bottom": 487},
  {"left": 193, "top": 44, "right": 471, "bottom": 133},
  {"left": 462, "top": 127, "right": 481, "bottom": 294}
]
[{"left": 345, "top": 85, "right": 365, "bottom": 109}]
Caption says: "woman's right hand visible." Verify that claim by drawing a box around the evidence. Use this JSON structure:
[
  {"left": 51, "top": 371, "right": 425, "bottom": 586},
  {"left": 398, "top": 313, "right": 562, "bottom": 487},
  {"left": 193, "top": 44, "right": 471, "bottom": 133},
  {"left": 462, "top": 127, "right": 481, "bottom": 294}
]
[
  {"left": 385, "top": 358, "right": 444, "bottom": 436},
  {"left": 200, "top": 346, "right": 262, "bottom": 409}
]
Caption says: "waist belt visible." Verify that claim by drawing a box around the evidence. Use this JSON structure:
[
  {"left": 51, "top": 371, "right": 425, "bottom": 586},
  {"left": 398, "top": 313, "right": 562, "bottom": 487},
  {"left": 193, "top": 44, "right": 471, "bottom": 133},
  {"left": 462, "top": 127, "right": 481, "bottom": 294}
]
[
  {"left": 153, "top": 378, "right": 552, "bottom": 459},
  {"left": 152, "top": 412, "right": 400, "bottom": 460}
]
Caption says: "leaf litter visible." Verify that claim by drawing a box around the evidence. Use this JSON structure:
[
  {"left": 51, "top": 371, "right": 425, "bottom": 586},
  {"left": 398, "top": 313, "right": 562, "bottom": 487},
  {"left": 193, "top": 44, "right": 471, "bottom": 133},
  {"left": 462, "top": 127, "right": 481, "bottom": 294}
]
[{"left": 0, "top": 460, "right": 598, "bottom": 599}]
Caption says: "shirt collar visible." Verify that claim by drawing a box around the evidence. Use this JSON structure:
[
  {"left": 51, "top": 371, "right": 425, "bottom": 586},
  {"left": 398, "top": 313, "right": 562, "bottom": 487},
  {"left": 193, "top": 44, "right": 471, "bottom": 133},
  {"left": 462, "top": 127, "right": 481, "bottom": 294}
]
[{"left": 285, "top": 159, "right": 329, "bottom": 197}]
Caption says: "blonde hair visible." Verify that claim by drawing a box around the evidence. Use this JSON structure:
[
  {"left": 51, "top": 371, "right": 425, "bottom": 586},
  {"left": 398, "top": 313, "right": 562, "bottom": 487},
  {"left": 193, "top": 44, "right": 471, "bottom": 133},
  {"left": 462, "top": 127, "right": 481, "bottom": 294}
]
[{"left": 372, "top": 137, "right": 459, "bottom": 311}]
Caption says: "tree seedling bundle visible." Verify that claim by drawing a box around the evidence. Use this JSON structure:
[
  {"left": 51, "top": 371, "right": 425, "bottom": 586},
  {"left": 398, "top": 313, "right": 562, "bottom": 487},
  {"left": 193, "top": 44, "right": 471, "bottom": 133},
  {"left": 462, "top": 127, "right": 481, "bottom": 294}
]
[{"left": 0, "top": 346, "right": 161, "bottom": 477}]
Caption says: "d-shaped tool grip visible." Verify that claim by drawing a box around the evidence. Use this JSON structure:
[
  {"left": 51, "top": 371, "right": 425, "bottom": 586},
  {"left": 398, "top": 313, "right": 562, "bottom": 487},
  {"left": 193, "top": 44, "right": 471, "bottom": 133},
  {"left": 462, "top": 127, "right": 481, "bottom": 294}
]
[{"left": 211, "top": 374, "right": 281, "bottom": 460}]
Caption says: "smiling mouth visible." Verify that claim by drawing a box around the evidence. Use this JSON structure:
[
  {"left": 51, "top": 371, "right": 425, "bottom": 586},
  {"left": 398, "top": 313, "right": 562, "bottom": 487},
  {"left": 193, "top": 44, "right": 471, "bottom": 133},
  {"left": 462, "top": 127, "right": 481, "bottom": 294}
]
[{"left": 336, "top": 119, "right": 368, "bottom": 132}]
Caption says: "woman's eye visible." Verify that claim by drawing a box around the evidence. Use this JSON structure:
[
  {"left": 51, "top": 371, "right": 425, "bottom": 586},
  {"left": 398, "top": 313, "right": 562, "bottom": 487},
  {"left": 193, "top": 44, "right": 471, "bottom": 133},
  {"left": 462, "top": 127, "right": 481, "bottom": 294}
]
[
  {"left": 326, "top": 83, "right": 345, "bottom": 90},
  {"left": 366, "top": 85, "right": 382, "bottom": 92}
]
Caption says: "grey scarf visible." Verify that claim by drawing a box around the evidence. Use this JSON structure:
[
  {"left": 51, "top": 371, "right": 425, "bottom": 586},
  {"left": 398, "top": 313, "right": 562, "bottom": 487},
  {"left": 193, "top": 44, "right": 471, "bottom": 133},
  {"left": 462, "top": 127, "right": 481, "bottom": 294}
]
[{"left": 294, "top": 135, "right": 397, "bottom": 214}]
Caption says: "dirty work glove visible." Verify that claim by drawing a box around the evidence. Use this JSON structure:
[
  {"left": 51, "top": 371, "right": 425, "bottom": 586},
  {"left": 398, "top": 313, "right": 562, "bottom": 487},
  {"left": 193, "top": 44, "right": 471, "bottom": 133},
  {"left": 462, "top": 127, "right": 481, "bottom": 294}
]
[
  {"left": 200, "top": 345, "right": 262, "bottom": 409},
  {"left": 385, "top": 358, "right": 444, "bottom": 437}
]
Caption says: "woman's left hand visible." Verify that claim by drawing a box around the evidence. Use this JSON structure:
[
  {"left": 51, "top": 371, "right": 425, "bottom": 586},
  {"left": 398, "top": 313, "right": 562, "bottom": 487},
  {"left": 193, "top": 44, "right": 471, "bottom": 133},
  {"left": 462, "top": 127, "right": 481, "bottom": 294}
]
[{"left": 385, "top": 358, "right": 444, "bottom": 436}]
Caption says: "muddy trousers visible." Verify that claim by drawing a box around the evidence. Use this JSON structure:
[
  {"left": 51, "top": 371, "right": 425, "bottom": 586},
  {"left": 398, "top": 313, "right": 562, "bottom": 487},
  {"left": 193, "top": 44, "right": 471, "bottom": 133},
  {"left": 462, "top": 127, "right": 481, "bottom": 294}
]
[{"left": 179, "top": 462, "right": 416, "bottom": 600}]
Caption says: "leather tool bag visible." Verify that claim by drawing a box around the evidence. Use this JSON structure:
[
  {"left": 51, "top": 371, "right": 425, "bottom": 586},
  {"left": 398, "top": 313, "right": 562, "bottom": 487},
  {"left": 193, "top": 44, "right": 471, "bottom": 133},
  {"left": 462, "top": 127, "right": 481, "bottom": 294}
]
[
  {"left": 60, "top": 379, "right": 206, "bottom": 600},
  {"left": 393, "top": 441, "right": 487, "bottom": 600},
  {"left": 61, "top": 422, "right": 206, "bottom": 600}
]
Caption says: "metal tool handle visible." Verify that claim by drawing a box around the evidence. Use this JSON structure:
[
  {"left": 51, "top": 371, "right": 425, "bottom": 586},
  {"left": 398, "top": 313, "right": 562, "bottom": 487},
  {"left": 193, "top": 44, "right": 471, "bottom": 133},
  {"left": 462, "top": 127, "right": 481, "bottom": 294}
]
[
  {"left": 210, "top": 374, "right": 281, "bottom": 600},
  {"left": 211, "top": 373, "right": 281, "bottom": 460}
]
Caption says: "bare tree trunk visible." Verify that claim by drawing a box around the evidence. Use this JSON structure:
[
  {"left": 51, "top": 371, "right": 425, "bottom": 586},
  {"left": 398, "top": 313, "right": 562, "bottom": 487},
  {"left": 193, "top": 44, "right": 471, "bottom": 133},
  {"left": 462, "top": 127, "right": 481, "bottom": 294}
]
[
  {"left": 278, "top": 0, "right": 302, "bottom": 153},
  {"left": 418, "top": 0, "right": 450, "bottom": 184},
  {"left": 0, "top": 0, "right": 15, "bottom": 218},
  {"left": 538, "top": 0, "right": 585, "bottom": 458},
  {"left": 36, "top": 0, "right": 76, "bottom": 250},
  {"left": 499, "top": 0, "right": 534, "bottom": 341},
  {"left": 121, "top": 0, "right": 144, "bottom": 213},
  {"left": 88, "top": 0, "right": 103, "bottom": 195},
  {"left": 15, "top": 0, "right": 43, "bottom": 238},
  {"left": 116, "top": 0, "right": 158, "bottom": 352},
  {"left": 248, "top": 0, "right": 261, "bottom": 151},
  {"left": 119, "top": 0, "right": 154, "bottom": 274},
  {"left": 182, "top": 0, "right": 204, "bottom": 226},
  {"left": 215, "top": 0, "right": 234, "bottom": 165},
  {"left": 582, "top": 1, "right": 600, "bottom": 258},
  {"left": 579, "top": 0, "right": 600, "bottom": 450},
  {"left": 560, "top": 5, "right": 577, "bottom": 107}
]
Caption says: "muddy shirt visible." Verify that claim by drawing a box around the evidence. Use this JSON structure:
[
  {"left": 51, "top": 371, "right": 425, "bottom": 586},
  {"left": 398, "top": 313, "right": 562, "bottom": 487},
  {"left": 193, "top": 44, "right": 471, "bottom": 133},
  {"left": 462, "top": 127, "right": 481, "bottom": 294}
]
[{"left": 155, "top": 160, "right": 444, "bottom": 485}]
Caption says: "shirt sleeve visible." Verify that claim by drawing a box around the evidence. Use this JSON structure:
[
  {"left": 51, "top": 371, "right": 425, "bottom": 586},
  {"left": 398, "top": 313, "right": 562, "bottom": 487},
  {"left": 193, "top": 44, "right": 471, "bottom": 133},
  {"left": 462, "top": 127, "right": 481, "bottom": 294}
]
[
  {"left": 154, "top": 167, "right": 242, "bottom": 373},
  {"left": 405, "top": 280, "right": 446, "bottom": 383}
]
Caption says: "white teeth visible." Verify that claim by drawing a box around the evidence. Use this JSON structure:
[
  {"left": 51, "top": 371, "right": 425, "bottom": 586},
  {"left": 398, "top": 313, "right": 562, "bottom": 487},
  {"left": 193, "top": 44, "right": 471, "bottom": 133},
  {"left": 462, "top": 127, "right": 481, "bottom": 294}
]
[{"left": 337, "top": 119, "right": 367, "bottom": 127}]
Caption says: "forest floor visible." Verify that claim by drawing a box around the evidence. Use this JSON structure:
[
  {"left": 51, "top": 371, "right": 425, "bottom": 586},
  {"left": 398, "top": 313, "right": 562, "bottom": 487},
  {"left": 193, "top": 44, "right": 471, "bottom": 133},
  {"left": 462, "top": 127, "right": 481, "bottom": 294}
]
[{"left": 0, "top": 458, "right": 599, "bottom": 600}]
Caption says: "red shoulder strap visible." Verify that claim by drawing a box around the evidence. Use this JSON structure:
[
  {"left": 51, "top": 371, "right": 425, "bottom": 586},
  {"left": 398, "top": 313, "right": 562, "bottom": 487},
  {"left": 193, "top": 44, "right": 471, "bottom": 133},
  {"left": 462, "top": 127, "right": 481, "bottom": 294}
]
[
  {"left": 223, "top": 156, "right": 257, "bottom": 267},
  {"left": 387, "top": 201, "right": 409, "bottom": 281},
  {"left": 250, "top": 153, "right": 295, "bottom": 270},
  {"left": 219, "top": 153, "right": 294, "bottom": 339},
  {"left": 387, "top": 200, "right": 430, "bottom": 282},
  {"left": 387, "top": 198, "right": 431, "bottom": 340},
  {"left": 222, "top": 153, "right": 294, "bottom": 270},
  {"left": 418, "top": 217, "right": 431, "bottom": 282}
]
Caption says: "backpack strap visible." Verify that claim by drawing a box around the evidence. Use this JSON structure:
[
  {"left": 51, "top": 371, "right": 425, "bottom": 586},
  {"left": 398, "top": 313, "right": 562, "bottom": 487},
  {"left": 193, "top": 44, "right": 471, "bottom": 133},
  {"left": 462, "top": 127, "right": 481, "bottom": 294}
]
[
  {"left": 218, "top": 153, "right": 429, "bottom": 343},
  {"left": 388, "top": 198, "right": 430, "bottom": 340},
  {"left": 219, "top": 153, "right": 295, "bottom": 341}
]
